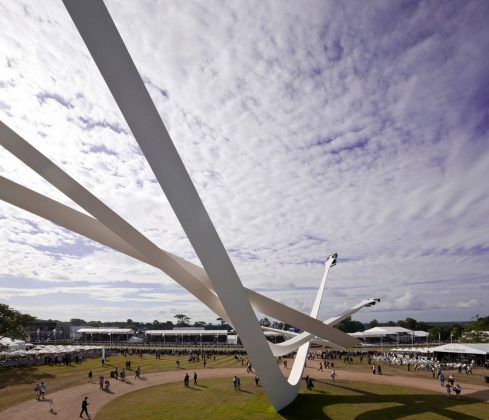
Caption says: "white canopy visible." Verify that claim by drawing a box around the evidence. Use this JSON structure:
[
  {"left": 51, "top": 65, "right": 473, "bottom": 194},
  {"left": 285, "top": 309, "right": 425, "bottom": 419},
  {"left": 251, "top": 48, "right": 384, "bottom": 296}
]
[
  {"left": 391, "top": 347, "right": 433, "bottom": 353},
  {"left": 0, "top": 337, "right": 26, "bottom": 351},
  {"left": 430, "top": 343, "right": 489, "bottom": 355},
  {"left": 350, "top": 327, "right": 428, "bottom": 338},
  {"left": 76, "top": 328, "right": 134, "bottom": 334},
  {"left": 145, "top": 329, "right": 228, "bottom": 336}
]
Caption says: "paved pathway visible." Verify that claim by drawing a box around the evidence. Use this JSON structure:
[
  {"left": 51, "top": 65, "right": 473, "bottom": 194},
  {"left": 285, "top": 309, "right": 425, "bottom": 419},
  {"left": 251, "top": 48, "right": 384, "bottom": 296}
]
[{"left": 2, "top": 366, "right": 488, "bottom": 419}]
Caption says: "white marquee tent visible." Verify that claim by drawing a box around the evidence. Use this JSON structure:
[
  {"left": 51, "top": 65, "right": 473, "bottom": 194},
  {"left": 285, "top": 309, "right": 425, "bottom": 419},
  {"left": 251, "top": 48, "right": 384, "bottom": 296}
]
[
  {"left": 430, "top": 343, "right": 489, "bottom": 355},
  {"left": 0, "top": 337, "right": 26, "bottom": 352}
]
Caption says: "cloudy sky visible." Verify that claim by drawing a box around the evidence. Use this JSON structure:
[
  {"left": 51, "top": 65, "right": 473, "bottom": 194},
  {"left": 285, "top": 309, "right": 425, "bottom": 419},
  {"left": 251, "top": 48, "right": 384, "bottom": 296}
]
[{"left": 0, "top": 0, "right": 488, "bottom": 325}]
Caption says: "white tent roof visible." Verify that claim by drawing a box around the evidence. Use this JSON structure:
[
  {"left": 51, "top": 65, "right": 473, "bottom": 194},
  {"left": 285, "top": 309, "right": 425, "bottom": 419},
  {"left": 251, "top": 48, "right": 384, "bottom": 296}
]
[
  {"left": 1, "top": 345, "right": 102, "bottom": 357},
  {"left": 0, "top": 337, "right": 26, "bottom": 351},
  {"left": 76, "top": 328, "right": 134, "bottom": 334},
  {"left": 391, "top": 347, "right": 433, "bottom": 353},
  {"left": 145, "top": 329, "right": 228, "bottom": 336},
  {"left": 0, "top": 337, "right": 25, "bottom": 345},
  {"left": 350, "top": 327, "right": 408, "bottom": 337},
  {"left": 350, "top": 327, "right": 428, "bottom": 338},
  {"left": 430, "top": 343, "right": 489, "bottom": 355}
]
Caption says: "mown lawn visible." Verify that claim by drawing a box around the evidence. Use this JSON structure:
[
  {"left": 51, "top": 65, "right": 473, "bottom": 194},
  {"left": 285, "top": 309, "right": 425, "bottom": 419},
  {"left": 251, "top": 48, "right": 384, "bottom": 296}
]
[
  {"left": 96, "top": 377, "right": 489, "bottom": 420},
  {"left": 0, "top": 353, "right": 242, "bottom": 412}
]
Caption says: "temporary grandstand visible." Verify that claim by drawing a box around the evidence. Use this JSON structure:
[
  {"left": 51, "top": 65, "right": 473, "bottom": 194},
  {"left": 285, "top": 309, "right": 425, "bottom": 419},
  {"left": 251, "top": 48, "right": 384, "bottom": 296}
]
[
  {"left": 145, "top": 329, "right": 229, "bottom": 345},
  {"left": 74, "top": 328, "right": 134, "bottom": 343}
]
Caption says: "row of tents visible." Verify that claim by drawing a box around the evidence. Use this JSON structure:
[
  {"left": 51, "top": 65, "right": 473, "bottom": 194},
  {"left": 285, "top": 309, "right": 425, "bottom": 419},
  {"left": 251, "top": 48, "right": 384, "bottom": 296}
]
[
  {"left": 391, "top": 343, "right": 489, "bottom": 356},
  {"left": 0, "top": 344, "right": 102, "bottom": 357}
]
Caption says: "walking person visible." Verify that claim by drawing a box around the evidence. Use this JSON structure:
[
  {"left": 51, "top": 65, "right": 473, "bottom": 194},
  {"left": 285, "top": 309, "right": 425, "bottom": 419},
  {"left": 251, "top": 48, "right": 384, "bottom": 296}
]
[
  {"left": 232, "top": 375, "right": 240, "bottom": 391},
  {"left": 453, "top": 384, "right": 462, "bottom": 399},
  {"left": 38, "top": 382, "right": 47, "bottom": 400},
  {"left": 318, "top": 362, "right": 323, "bottom": 372},
  {"left": 439, "top": 372, "right": 445, "bottom": 387},
  {"left": 193, "top": 372, "right": 198, "bottom": 386},
  {"left": 80, "top": 396, "right": 89, "bottom": 418},
  {"left": 446, "top": 383, "right": 452, "bottom": 398},
  {"left": 184, "top": 373, "right": 189, "bottom": 387},
  {"left": 331, "top": 368, "right": 336, "bottom": 382},
  {"left": 255, "top": 375, "right": 260, "bottom": 387},
  {"left": 88, "top": 370, "right": 93, "bottom": 383},
  {"left": 99, "top": 375, "right": 104, "bottom": 390}
]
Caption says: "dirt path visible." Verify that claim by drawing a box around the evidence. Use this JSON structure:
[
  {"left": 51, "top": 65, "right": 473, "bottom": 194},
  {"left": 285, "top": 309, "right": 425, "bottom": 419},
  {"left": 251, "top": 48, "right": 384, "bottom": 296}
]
[
  {"left": 0, "top": 367, "right": 247, "bottom": 420},
  {"left": 2, "top": 366, "right": 488, "bottom": 420}
]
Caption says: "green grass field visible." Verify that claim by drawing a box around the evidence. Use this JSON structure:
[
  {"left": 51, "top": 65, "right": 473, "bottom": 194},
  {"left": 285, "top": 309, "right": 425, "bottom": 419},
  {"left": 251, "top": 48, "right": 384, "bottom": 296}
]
[
  {"left": 2, "top": 352, "right": 488, "bottom": 418},
  {"left": 0, "top": 353, "right": 242, "bottom": 411},
  {"left": 96, "top": 376, "right": 489, "bottom": 420}
]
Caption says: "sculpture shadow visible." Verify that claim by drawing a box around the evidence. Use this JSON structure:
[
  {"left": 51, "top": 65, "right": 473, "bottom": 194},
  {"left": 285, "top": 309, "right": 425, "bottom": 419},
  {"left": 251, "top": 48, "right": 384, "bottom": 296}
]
[
  {"left": 465, "top": 388, "right": 489, "bottom": 401},
  {"left": 279, "top": 383, "right": 485, "bottom": 420},
  {"left": 0, "top": 367, "right": 56, "bottom": 389}
]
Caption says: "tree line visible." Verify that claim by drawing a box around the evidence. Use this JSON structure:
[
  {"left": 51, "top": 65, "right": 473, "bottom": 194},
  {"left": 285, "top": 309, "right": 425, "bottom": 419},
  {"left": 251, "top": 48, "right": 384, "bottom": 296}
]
[
  {"left": 335, "top": 316, "right": 489, "bottom": 342},
  {"left": 1, "top": 302, "right": 488, "bottom": 343}
]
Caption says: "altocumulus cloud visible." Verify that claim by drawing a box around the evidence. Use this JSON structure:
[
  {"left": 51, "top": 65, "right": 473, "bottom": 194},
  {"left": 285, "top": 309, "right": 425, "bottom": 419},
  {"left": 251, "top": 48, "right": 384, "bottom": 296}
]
[{"left": 0, "top": 0, "right": 488, "bottom": 323}]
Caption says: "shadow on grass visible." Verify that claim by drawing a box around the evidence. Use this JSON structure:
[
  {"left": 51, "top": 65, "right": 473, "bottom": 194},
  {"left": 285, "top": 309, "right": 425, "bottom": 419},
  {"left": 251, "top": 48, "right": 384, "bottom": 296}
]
[
  {"left": 467, "top": 388, "right": 489, "bottom": 401},
  {"left": 0, "top": 367, "right": 56, "bottom": 389},
  {"left": 279, "top": 384, "right": 486, "bottom": 420}
]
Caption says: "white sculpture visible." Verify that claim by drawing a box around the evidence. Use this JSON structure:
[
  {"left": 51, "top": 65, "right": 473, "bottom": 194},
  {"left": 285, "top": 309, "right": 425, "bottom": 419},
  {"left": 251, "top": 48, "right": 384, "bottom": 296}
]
[{"left": 0, "top": 0, "right": 379, "bottom": 410}]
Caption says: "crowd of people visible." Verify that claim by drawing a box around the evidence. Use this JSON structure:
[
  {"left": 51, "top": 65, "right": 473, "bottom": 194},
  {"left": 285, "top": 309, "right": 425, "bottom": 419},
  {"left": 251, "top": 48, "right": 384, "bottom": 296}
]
[
  {"left": 1, "top": 348, "right": 101, "bottom": 368},
  {"left": 372, "top": 351, "right": 481, "bottom": 375},
  {"left": 11, "top": 345, "right": 487, "bottom": 418}
]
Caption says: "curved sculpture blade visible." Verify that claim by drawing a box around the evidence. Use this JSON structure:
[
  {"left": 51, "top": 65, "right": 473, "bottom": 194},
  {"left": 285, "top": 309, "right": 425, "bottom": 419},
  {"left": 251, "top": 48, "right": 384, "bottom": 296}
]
[
  {"left": 0, "top": 0, "right": 370, "bottom": 409},
  {"left": 0, "top": 167, "right": 357, "bottom": 349},
  {"left": 0, "top": 172, "right": 371, "bottom": 359}
]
